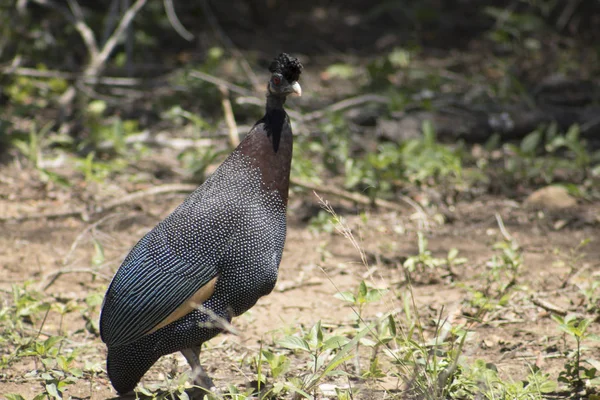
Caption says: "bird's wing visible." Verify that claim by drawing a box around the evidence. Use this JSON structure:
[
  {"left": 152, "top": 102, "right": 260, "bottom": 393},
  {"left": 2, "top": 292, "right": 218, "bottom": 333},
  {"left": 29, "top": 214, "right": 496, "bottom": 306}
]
[
  {"left": 99, "top": 219, "right": 225, "bottom": 348},
  {"left": 99, "top": 152, "right": 251, "bottom": 348}
]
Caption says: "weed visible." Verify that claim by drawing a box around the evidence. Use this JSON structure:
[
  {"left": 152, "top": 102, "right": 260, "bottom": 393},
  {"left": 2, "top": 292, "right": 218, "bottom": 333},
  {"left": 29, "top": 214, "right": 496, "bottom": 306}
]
[
  {"left": 499, "top": 123, "right": 600, "bottom": 187},
  {"left": 553, "top": 314, "right": 600, "bottom": 394},
  {"left": 334, "top": 280, "right": 388, "bottom": 320},
  {"left": 403, "top": 232, "right": 466, "bottom": 281}
]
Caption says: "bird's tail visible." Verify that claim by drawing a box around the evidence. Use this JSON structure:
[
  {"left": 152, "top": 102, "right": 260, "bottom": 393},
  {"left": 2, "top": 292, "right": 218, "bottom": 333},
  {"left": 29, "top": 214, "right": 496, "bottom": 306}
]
[{"left": 107, "top": 340, "right": 159, "bottom": 395}]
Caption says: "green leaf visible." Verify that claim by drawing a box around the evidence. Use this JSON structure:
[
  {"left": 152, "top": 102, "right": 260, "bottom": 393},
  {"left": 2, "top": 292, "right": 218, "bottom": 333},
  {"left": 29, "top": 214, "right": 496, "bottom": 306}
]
[
  {"left": 422, "top": 120, "right": 436, "bottom": 147},
  {"left": 307, "top": 320, "right": 323, "bottom": 349},
  {"left": 447, "top": 248, "right": 459, "bottom": 260},
  {"left": 46, "top": 383, "right": 62, "bottom": 399},
  {"left": 520, "top": 130, "right": 541, "bottom": 154},
  {"left": 87, "top": 100, "right": 107, "bottom": 116},
  {"left": 334, "top": 291, "right": 356, "bottom": 304},
  {"left": 278, "top": 336, "right": 310, "bottom": 352},
  {"left": 365, "top": 288, "right": 388, "bottom": 303},
  {"left": 325, "top": 63, "right": 357, "bottom": 79},
  {"left": 178, "top": 391, "right": 190, "bottom": 400},
  {"left": 91, "top": 239, "right": 105, "bottom": 266},
  {"left": 323, "top": 336, "right": 350, "bottom": 350},
  {"left": 566, "top": 124, "right": 580, "bottom": 142},
  {"left": 5, "top": 395, "right": 26, "bottom": 400},
  {"left": 358, "top": 281, "right": 368, "bottom": 299},
  {"left": 538, "top": 379, "right": 558, "bottom": 393}
]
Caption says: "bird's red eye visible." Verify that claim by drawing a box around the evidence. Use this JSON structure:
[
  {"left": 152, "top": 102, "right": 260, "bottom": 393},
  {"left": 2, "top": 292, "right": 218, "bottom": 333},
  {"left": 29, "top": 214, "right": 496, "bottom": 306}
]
[{"left": 273, "top": 76, "right": 281, "bottom": 85}]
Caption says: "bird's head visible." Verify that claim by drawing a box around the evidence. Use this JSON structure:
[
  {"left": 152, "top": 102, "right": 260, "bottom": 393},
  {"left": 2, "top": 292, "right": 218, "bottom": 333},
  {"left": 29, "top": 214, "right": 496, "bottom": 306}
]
[{"left": 268, "top": 53, "right": 302, "bottom": 98}]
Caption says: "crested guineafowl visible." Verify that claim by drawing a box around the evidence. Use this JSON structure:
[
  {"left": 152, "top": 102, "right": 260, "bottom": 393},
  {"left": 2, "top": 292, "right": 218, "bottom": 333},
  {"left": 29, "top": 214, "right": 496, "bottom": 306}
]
[{"left": 99, "top": 53, "right": 303, "bottom": 394}]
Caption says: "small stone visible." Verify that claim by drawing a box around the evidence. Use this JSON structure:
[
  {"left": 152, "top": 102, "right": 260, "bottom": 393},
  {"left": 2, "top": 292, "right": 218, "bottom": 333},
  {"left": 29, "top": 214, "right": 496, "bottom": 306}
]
[{"left": 524, "top": 186, "right": 577, "bottom": 210}]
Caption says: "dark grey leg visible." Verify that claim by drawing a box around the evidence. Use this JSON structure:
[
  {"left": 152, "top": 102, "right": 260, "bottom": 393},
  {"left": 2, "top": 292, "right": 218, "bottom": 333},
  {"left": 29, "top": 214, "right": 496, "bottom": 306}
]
[{"left": 181, "top": 347, "right": 215, "bottom": 390}]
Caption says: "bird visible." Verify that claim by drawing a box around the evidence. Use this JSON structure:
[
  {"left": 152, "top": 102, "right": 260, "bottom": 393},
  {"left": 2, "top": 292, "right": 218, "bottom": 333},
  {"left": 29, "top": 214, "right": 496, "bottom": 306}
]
[{"left": 99, "top": 53, "right": 302, "bottom": 395}]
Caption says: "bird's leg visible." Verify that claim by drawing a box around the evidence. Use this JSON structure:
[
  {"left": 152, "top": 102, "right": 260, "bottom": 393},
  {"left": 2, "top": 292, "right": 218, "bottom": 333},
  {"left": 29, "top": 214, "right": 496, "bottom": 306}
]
[{"left": 181, "top": 347, "right": 215, "bottom": 390}]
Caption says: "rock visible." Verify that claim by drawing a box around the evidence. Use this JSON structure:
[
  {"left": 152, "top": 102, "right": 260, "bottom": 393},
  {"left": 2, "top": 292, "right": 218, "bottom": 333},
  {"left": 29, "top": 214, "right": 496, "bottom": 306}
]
[{"left": 524, "top": 186, "right": 577, "bottom": 210}]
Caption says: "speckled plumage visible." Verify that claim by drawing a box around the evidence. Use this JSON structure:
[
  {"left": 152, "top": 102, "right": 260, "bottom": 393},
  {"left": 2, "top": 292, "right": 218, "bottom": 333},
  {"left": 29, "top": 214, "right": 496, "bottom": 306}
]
[{"left": 100, "top": 53, "right": 302, "bottom": 394}]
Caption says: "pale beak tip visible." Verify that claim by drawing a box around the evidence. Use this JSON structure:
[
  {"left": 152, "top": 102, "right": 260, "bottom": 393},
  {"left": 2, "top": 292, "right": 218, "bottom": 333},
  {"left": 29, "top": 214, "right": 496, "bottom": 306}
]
[{"left": 291, "top": 81, "right": 302, "bottom": 97}]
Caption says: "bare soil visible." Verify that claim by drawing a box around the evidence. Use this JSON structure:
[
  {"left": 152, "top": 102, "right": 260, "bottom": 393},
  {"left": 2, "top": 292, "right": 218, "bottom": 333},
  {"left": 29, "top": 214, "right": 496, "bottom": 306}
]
[{"left": 1, "top": 159, "right": 599, "bottom": 399}]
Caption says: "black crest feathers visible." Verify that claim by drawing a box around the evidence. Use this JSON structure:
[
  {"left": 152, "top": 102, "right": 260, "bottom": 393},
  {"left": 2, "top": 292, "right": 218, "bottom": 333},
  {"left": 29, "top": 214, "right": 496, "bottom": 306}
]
[{"left": 269, "top": 53, "right": 303, "bottom": 82}]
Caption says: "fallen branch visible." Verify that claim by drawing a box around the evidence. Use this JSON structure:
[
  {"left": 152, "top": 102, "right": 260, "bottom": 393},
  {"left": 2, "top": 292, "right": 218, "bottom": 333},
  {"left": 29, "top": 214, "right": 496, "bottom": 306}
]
[
  {"left": 96, "top": 183, "right": 197, "bottom": 213},
  {"left": 0, "top": 209, "right": 89, "bottom": 222},
  {"left": 1, "top": 179, "right": 423, "bottom": 223},
  {"left": 303, "top": 94, "right": 391, "bottom": 121},
  {"left": 40, "top": 266, "right": 113, "bottom": 291},
  {"left": 291, "top": 177, "right": 426, "bottom": 219},
  {"left": 189, "top": 70, "right": 255, "bottom": 97},
  {"left": 0, "top": 66, "right": 142, "bottom": 86},
  {"left": 530, "top": 296, "right": 568, "bottom": 316}
]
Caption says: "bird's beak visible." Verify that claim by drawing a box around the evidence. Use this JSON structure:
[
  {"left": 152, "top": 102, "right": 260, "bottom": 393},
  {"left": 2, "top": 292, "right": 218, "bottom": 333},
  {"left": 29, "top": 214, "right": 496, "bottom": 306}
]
[{"left": 290, "top": 81, "right": 302, "bottom": 97}]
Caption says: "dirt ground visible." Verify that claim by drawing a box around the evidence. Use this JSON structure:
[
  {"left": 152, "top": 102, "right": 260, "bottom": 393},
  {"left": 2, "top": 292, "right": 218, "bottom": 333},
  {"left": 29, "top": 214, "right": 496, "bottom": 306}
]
[{"left": 1, "top": 158, "right": 599, "bottom": 399}]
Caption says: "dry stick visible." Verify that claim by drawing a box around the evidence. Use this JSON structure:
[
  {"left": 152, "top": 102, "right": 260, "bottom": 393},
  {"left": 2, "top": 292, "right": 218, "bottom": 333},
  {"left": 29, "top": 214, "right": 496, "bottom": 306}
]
[
  {"left": 0, "top": 208, "right": 87, "bottom": 222},
  {"left": 89, "top": 0, "right": 147, "bottom": 77},
  {"left": 52, "top": 0, "right": 148, "bottom": 106},
  {"left": 219, "top": 86, "right": 240, "bottom": 147},
  {"left": 0, "top": 67, "right": 142, "bottom": 86},
  {"left": 495, "top": 213, "right": 513, "bottom": 241},
  {"left": 189, "top": 70, "right": 255, "bottom": 97},
  {"left": 41, "top": 266, "right": 113, "bottom": 291},
  {"left": 0, "top": 178, "right": 420, "bottom": 223},
  {"left": 292, "top": 177, "right": 424, "bottom": 218},
  {"left": 163, "top": 0, "right": 194, "bottom": 41},
  {"left": 97, "top": 183, "right": 196, "bottom": 213},
  {"left": 61, "top": 213, "right": 124, "bottom": 266},
  {"left": 0, "top": 184, "right": 196, "bottom": 222},
  {"left": 530, "top": 296, "right": 568, "bottom": 316},
  {"left": 303, "top": 94, "right": 391, "bottom": 121},
  {"left": 200, "top": 0, "right": 261, "bottom": 92}
]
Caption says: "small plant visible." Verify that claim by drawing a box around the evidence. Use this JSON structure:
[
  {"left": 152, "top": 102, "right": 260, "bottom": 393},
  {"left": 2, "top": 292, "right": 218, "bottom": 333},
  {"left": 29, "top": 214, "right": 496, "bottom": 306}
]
[
  {"left": 552, "top": 314, "right": 600, "bottom": 394},
  {"left": 277, "top": 320, "right": 372, "bottom": 398},
  {"left": 403, "top": 232, "right": 466, "bottom": 281},
  {"left": 334, "top": 280, "right": 388, "bottom": 320},
  {"left": 75, "top": 152, "right": 127, "bottom": 183},
  {"left": 499, "top": 123, "right": 600, "bottom": 186}
]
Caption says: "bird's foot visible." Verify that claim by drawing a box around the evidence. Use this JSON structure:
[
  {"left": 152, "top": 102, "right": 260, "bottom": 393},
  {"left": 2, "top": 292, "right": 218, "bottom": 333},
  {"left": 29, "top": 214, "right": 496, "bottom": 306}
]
[{"left": 190, "top": 365, "right": 216, "bottom": 392}]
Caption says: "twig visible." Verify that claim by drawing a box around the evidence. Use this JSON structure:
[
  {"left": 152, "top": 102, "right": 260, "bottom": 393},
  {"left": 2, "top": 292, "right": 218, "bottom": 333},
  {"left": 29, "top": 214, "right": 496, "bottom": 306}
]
[
  {"left": 200, "top": 0, "right": 261, "bottom": 91},
  {"left": 219, "top": 86, "right": 239, "bottom": 147},
  {"left": 0, "top": 184, "right": 196, "bottom": 223},
  {"left": 291, "top": 177, "right": 427, "bottom": 221},
  {"left": 40, "top": 266, "right": 113, "bottom": 291},
  {"left": 163, "top": 0, "right": 194, "bottom": 41},
  {"left": 33, "top": 0, "right": 148, "bottom": 107},
  {"left": 189, "top": 70, "right": 255, "bottom": 97},
  {"left": 495, "top": 213, "right": 513, "bottom": 242},
  {"left": 0, "top": 208, "right": 88, "bottom": 222},
  {"left": 530, "top": 296, "right": 568, "bottom": 316},
  {"left": 303, "top": 94, "right": 390, "bottom": 121},
  {"left": 0, "top": 66, "right": 142, "bottom": 86},
  {"left": 90, "top": 0, "right": 147, "bottom": 78},
  {"left": 96, "top": 183, "right": 197, "bottom": 213},
  {"left": 1, "top": 180, "right": 423, "bottom": 224},
  {"left": 62, "top": 213, "right": 124, "bottom": 266},
  {"left": 66, "top": 0, "right": 99, "bottom": 59}
]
